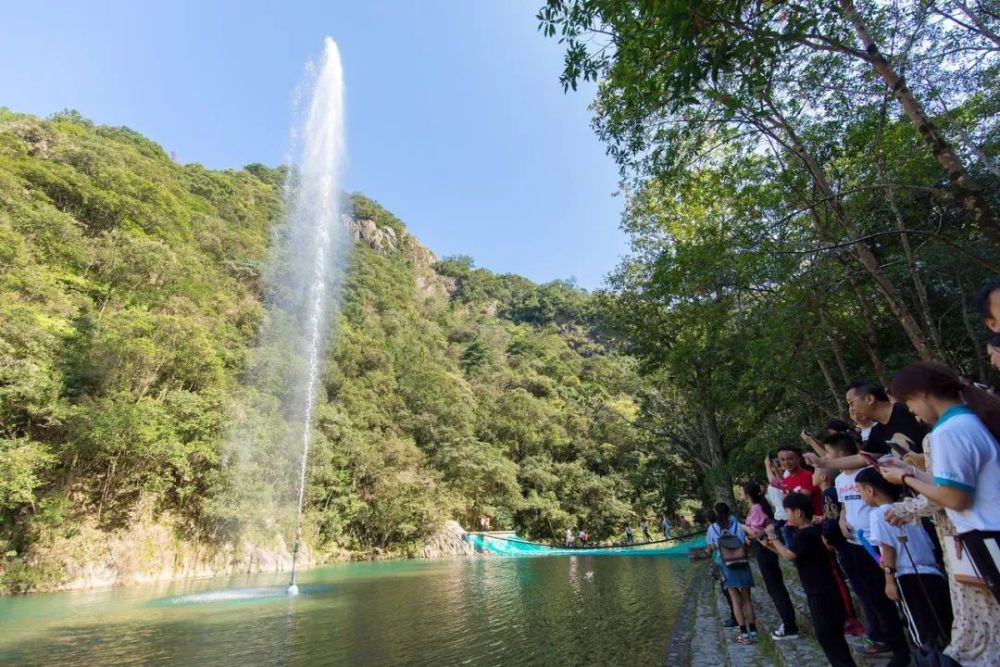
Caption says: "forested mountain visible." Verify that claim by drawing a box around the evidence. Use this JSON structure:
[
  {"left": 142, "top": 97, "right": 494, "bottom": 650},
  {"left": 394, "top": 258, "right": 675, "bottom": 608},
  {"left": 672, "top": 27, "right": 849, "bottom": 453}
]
[{"left": 0, "top": 109, "right": 689, "bottom": 591}]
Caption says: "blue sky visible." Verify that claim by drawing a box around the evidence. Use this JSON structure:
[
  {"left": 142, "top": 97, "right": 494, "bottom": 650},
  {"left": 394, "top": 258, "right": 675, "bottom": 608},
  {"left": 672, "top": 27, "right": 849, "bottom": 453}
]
[{"left": 0, "top": 1, "right": 626, "bottom": 289}]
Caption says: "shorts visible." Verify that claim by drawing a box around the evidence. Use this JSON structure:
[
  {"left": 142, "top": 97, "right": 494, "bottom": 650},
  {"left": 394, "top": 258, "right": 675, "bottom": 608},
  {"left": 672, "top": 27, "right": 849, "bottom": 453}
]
[{"left": 720, "top": 560, "right": 754, "bottom": 589}]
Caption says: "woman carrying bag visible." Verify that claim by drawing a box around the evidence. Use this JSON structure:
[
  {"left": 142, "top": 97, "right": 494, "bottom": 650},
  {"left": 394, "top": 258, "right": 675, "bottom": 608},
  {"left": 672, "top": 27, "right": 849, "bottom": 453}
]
[
  {"left": 880, "top": 361, "right": 1000, "bottom": 667},
  {"left": 741, "top": 482, "right": 799, "bottom": 640},
  {"left": 706, "top": 502, "right": 757, "bottom": 644}
]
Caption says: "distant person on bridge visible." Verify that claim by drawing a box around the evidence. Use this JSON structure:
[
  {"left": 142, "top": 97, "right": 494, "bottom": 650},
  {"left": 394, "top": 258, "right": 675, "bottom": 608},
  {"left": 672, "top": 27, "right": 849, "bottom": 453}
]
[
  {"left": 565, "top": 529, "right": 574, "bottom": 548},
  {"left": 625, "top": 524, "right": 634, "bottom": 545},
  {"left": 640, "top": 519, "right": 651, "bottom": 542},
  {"left": 661, "top": 515, "right": 672, "bottom": 539}
]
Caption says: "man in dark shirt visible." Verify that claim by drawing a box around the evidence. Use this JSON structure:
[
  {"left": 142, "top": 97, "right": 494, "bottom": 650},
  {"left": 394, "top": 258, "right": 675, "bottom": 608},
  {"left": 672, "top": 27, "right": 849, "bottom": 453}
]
[
  {"left": 763, "top": 492, "right": 857, "bottom": 667},
  {"left": 846, "top": 380, "right": 927, "bottom": 454}
]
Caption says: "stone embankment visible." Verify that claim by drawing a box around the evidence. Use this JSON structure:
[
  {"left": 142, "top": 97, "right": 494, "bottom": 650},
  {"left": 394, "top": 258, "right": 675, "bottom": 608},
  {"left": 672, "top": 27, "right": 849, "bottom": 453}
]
[
  {"left": 20, "top": 520, "right": 313, "bottom": 593},
  {"left": 666, "top": 562, "right": 891, "bottom": 667},
  {"left": 4, "top": 519, "right": 474, "bottom": 594}
]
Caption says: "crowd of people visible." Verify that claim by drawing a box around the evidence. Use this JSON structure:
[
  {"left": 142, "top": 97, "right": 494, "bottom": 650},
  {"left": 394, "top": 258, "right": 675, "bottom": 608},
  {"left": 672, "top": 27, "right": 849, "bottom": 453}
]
[
  {"left": 563, "top": 515, "right": 683, "bottom": 548},
  {"left": 704, "top": 278, "right": 1000, "bottom": 667}
]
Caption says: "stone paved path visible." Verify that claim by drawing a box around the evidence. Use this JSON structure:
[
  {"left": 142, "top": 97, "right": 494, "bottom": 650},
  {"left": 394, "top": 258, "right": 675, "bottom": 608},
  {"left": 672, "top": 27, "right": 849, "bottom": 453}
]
[
  {"left": 775, "top": 561, "right": 891, "bottom": 667},
  {"left": 666, "top": 560, "right": 896, "bottom": 666}
]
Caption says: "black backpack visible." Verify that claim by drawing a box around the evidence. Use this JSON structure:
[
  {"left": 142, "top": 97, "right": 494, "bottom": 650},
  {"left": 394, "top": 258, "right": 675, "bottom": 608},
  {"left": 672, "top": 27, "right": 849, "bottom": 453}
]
[{"left": 716, "top": 530, "right": 749, "bottom": 568}]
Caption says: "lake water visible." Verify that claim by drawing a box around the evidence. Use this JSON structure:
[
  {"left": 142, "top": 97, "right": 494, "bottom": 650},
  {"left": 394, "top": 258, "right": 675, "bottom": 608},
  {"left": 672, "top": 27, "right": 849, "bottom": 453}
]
[{"left": 0, "top": 555, "right": 691, "bottom": 666}]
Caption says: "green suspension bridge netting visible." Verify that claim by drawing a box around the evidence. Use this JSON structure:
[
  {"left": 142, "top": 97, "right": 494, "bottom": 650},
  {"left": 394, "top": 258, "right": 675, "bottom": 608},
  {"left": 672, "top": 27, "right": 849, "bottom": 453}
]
[{"left": 463, "top": 531, "right": 707, "bottom": 557}]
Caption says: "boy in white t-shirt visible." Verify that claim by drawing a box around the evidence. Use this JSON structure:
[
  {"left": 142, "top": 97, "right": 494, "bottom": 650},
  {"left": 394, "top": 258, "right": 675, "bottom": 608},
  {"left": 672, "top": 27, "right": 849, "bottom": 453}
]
[
  {"left": 856, "top": 467, "right": 953, "bottom": 648},
  {"left": 825, "top": 433, "right": 909, "bottom": 664}
]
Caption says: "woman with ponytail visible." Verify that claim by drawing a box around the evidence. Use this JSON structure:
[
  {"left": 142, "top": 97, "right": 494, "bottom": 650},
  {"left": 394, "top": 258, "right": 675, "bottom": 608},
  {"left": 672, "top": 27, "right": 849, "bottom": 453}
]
[
  {"left": 880, "top": 361, "right": 1000, "bottom": 666},
  {"left": 741, "top": 482, "right": 798, "bottom": 640}
]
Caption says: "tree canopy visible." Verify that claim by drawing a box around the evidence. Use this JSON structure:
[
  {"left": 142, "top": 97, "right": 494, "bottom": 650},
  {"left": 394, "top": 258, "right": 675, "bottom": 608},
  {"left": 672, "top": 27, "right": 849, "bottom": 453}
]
[{"left": 539, "top": 0, "right": 1000, "bottom": 500}]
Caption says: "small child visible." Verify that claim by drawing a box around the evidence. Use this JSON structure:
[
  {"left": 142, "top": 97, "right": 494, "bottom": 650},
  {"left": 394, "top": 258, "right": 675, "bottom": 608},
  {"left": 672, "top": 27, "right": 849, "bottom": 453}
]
[
  {"left": 762, "top": 492, "right": 857, "bottom": 667},
  {"left": 855, "top": 467, "right": 953, "bottom": 648}
]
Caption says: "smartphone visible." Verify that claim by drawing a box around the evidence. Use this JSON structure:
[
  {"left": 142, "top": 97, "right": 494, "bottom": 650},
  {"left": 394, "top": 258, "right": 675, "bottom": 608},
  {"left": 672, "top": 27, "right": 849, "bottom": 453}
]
[
  {"left": 888, "top": 441, "right": 909, "bottom": 457},
  {"left": 859, "top": 451, "right": 879, "bottom": 468}
]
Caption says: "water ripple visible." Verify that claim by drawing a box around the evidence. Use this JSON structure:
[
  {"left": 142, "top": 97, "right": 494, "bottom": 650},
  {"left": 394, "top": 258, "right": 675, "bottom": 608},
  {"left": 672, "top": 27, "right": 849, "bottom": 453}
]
[{"left": 0, "top": 556, "right": 691, "bottom": 667}]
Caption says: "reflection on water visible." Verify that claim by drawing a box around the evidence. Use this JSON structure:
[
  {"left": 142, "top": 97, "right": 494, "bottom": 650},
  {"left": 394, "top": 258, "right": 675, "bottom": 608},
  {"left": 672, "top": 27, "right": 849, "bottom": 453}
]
[
  {"left": 0, "top": 556, "right": 690, "bottom": 666},
  {"left": 161, "top": 586, "right": 293, "bottom": 605}
]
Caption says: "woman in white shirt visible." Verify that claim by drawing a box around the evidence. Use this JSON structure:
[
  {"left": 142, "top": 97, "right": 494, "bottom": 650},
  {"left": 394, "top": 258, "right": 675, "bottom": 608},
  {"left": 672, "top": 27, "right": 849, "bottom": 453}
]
[{"left": 880, "top": 361, "right": 1000, "bottom": 667}]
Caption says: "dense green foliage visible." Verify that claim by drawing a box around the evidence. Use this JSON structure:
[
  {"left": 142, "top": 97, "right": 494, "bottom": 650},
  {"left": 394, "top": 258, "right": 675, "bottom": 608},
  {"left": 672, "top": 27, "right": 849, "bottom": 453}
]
[
  {"left": 0, "top": 109, "right": 684, "bottom": 589},
  {"left": 541, "top": 0, "right": 1000, "bottom": 500}
]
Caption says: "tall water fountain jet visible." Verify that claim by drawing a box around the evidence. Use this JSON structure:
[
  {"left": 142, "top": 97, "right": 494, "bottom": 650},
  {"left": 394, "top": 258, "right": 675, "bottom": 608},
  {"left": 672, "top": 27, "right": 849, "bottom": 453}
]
[{"left": 273, "top": 37, "right": 346, "bottom": 595}]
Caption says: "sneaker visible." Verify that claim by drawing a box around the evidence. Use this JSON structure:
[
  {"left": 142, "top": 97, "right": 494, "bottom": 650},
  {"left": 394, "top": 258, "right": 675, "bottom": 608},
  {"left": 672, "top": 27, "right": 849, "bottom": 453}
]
[
  {"left": 852, "top": 638, "right": 891, "bottom": 655},
  {"left": 843, "top": 620, "right": 866, "bottom": 637},
  {"left": 771, "top": 624, "right": 799, "bottom": 641},
  {"left": 723, "top": 618, "right": 739, "bottom": 628},
  {"left": 736, "top": 632, "right": 755, "bottom": 645}
]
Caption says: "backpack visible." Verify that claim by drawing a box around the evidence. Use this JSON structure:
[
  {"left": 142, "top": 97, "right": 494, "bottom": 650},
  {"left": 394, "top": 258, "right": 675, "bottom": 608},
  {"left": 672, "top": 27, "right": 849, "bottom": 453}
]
[{"left": 716, "top": 529, "right": 749, "bottom": 568}]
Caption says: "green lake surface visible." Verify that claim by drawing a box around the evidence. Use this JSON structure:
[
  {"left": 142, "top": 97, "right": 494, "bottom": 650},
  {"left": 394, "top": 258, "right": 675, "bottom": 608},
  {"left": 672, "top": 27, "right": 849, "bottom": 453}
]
[{"left": 0, "top": 555, "right": 692, "bottom": 666}]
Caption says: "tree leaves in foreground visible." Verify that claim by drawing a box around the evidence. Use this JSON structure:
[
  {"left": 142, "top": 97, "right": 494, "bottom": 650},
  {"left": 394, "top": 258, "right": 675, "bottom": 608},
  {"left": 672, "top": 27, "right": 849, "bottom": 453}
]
[{"left": 540, "top": 0, "right": 1000, "bottom": 500}]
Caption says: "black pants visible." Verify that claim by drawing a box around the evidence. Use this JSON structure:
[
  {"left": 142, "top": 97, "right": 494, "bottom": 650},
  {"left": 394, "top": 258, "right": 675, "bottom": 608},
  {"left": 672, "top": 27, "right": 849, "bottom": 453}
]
[
  {"left": 834, "top": 539, "right": 878, "bottom": 635},
  {"left": 753, "top": 541, "right": 798, "bottom": 632},
  {"left": 807, "top": 590, "right": 857, "bottom": 667},
  {"left": 897, "top": 573, "right": 953, "bottom": 647},
  {"left": 846, "top": 543, "right": 909, "bottom": 667}
]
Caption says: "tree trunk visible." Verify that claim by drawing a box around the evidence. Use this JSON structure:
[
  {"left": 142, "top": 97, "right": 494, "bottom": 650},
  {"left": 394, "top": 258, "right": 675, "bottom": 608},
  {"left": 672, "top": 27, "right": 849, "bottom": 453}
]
[
  {"left": 97, "top": 456, "right": 117, "bottom": 523},
  {"left": 699, "top": 406, "right": 735, "bottom": 506},
  {"left": 816, "top": 309, "right": 852, "bottom": 386},
  {"left": 840, "top": 260, "right": 890, "bottom": 386},
  {"left": 875, "top": 152, "right": 945, "bottom": 360},
  {"left": 932, "top": 93, "right": 1000, "bottom": 178},
  {"left": 828, "top": 333, "right": 852, "bottom": 388},
  {"left": 840, "top": 0, "right": 1000, "bottom": 247},
  {"left": 774, "top": 113, "right": 938, "bottom": 359},
  {"left": 957, "top": 274, "right": 989, "bottom": 381},
  {"left": 815, "top": 352, "right": 846, "bottom": 414},
  {"left": 948, "top": 0, "right": 1000, "bottom": 47}
]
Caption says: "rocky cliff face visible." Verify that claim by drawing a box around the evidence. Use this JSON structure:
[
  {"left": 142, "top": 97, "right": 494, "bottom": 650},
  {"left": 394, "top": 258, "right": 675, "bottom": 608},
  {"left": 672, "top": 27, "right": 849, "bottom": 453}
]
[
  {"left": 4, "top": 514, "right": 318, "bottom": 593},
  {"left": 419, "top": 521, "right": 475, "bottom": 559},
  {"left": 347, "top": 212, "right": 457, "bottom": 301}
]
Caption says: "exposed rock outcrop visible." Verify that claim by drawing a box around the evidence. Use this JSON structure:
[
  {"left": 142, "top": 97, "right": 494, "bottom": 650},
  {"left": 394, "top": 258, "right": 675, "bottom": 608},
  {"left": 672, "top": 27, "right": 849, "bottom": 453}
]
[
  {"left": 346, "top": 213, "right": 457, "bottom": 301},
  {"left": 420, "top": 520, "right": 474, "bottom": 558},
  {"left": 5, "top": 518, "right": 314, "bottom": 593},
  {"left": 348, "top": 215, "right": 400, "bottom": 253}
]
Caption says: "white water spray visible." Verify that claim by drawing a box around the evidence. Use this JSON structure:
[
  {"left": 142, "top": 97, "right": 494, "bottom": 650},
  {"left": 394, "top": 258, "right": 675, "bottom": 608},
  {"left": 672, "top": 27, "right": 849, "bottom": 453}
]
[{"left": 280, "top": 37, "right": 346, "bottom": 595}]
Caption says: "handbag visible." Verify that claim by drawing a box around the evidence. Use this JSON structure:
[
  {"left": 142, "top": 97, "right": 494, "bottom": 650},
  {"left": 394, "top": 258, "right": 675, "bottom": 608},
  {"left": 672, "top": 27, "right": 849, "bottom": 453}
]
[{"left": 955, "top": 530, "right": 1000, "bottom": 606}]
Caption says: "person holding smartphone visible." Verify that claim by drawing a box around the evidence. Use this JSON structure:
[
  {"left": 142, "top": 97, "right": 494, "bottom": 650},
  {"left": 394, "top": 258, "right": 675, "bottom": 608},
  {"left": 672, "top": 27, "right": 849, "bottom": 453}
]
[
  {"left": 880, "top": 361, "right": 1000, "bottom": 667},
  {"left": 848, "top": 380, "right": 927, "bottom": 455},
  {"left": 761, "top": 493, "right": 857, "bottom": 667},
  {"left": 826, "top": 433, "right": 909, "bottom": 664},
  {"left": 741, "top": 482, "right": 798, "bottom": 640}
]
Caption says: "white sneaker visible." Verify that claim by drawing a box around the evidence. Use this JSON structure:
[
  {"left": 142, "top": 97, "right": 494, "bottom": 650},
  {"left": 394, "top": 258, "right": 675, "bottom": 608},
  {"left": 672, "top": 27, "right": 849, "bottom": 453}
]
[{"left": 771, "top": 623, "right": 799, "bottom": 641}]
